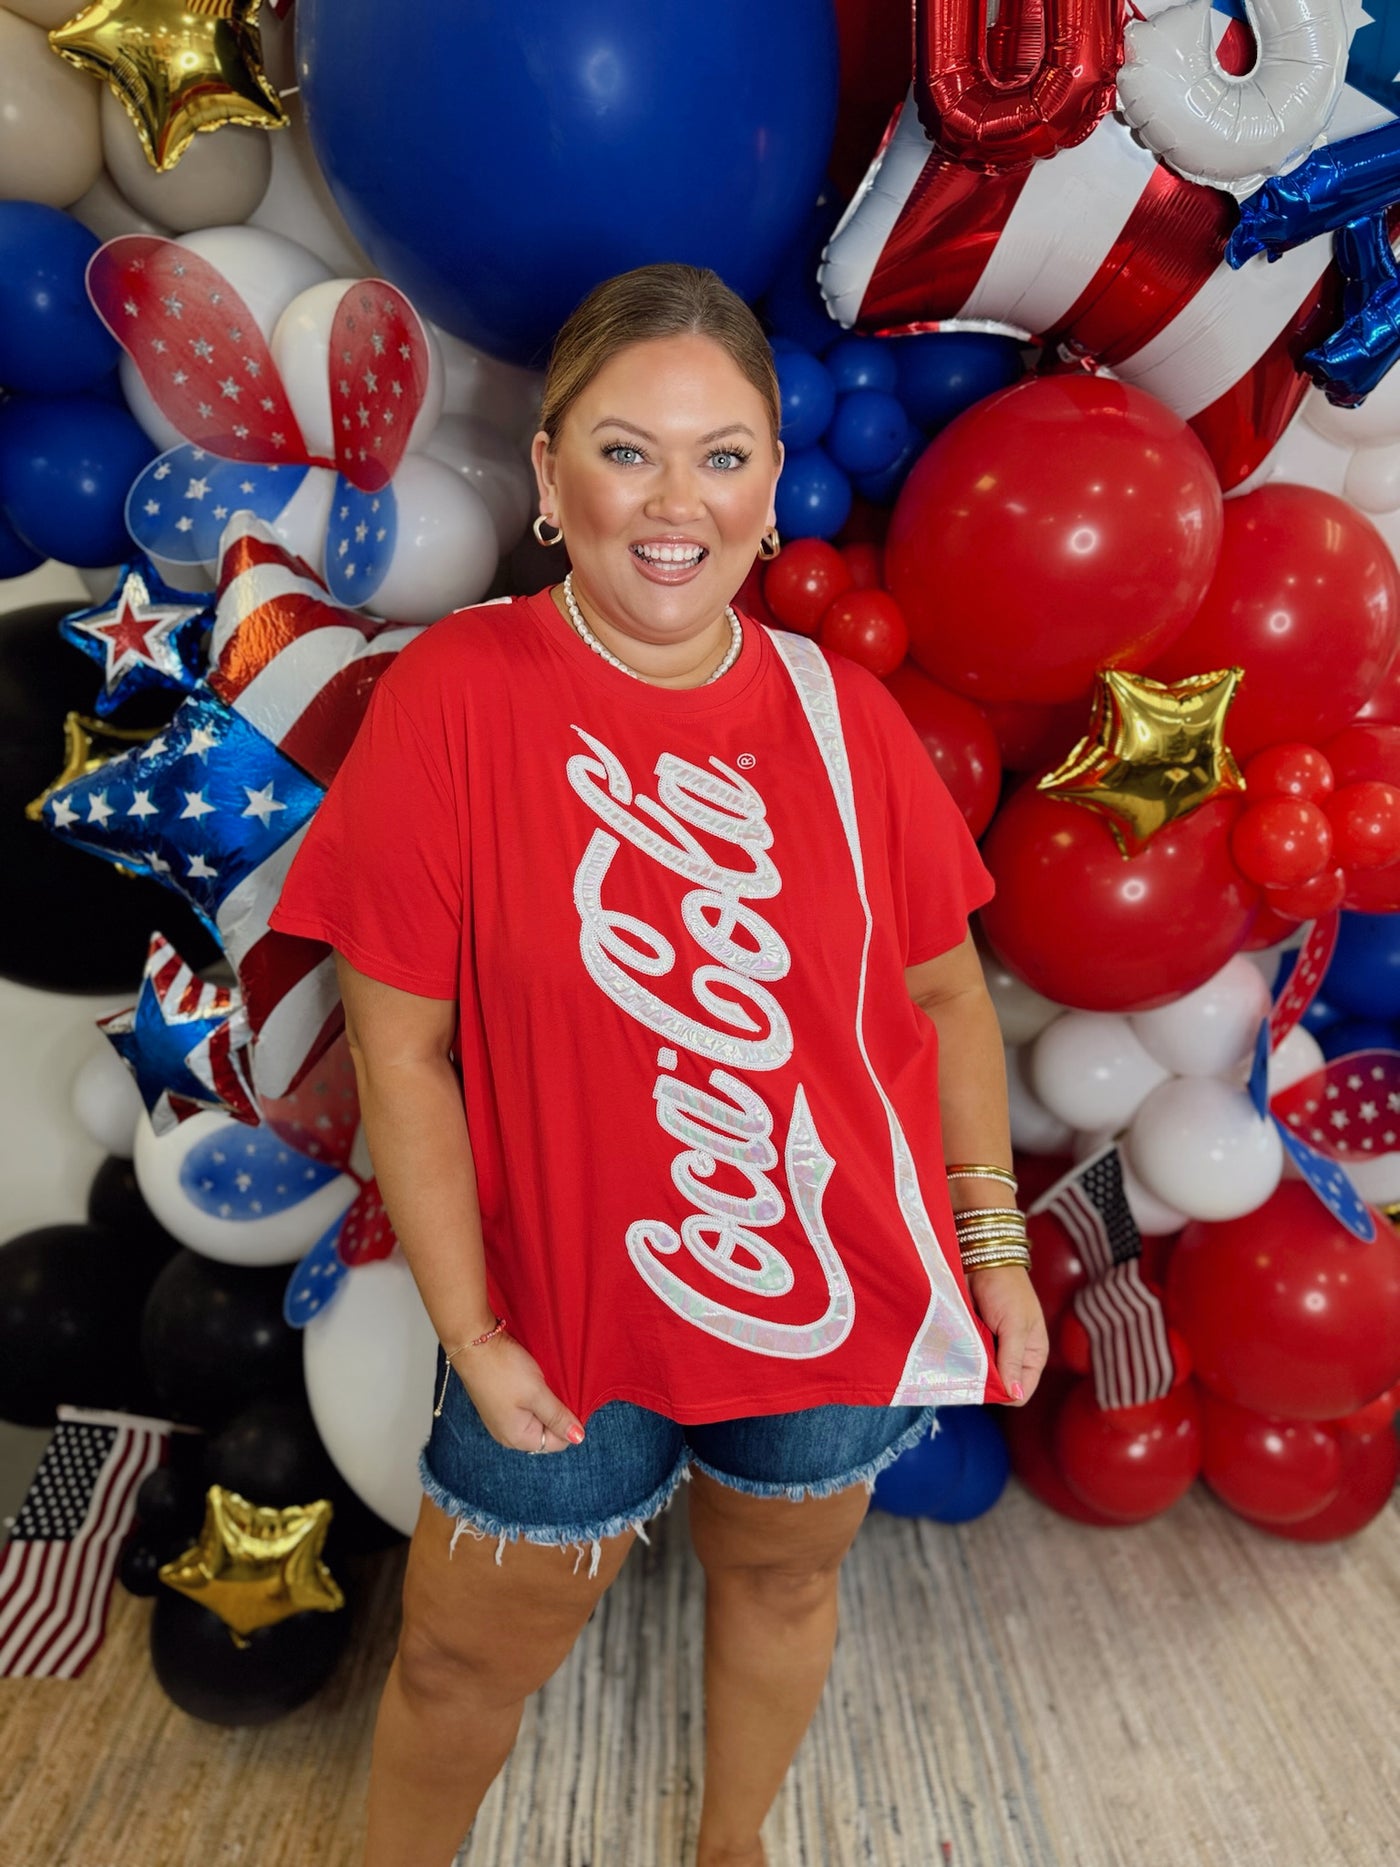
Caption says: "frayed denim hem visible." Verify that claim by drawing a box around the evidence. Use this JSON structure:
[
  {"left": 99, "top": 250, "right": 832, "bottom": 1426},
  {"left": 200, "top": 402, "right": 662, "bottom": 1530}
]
[
  {"left": 685, "top": 1405, "right": 940, "bottom": 1504},
  {"left": 416, "top": 1443, "right": 691, "bottom": 1580}
]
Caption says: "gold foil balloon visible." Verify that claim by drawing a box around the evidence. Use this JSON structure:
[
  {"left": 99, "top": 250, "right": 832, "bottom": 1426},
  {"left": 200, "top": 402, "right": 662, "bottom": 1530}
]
[
  {"left": 159, "top": 1485, "right": 344, "bottom": 1647},
  {"left": 49, "top": 0, "right": 287, "bottom": 173},
  {"left": 1037, "top": 666, "right": 1246, "bottom": 856}
]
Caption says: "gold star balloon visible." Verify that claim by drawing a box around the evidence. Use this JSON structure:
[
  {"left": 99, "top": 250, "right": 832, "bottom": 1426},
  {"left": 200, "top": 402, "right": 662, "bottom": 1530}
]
[
  {"left": 1037, "top": 666, "right": 1246, "bottom": 857},
  {"left": 159, "top": 1485, "right": 344, "bottom": 1648},
  {"left": 49, "top": 0, "right": 287, "bottom": 172}
]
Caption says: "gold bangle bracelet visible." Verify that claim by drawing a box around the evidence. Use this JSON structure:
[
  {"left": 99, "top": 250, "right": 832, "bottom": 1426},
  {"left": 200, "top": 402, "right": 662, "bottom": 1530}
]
[{"left": 946, "top": 1164, "right": 1018, "bottom": 1187}]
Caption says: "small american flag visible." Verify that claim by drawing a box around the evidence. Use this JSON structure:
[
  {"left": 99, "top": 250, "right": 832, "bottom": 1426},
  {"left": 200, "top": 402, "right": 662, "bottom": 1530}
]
[
  {"left": 1030, "top": 1146, "right": 1177, "bottom": 1410},
  {"left": 0, "top": 1407, "right": 172, "bottom": 1679}
]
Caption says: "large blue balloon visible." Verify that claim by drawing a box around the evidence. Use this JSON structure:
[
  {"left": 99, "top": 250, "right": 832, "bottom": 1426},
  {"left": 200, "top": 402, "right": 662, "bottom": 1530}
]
[
  {"left": 1325, "top": 911, "right": 1400, "bottom": 1021},
  {"left": 297, "top": 0, "right": 839, "bottom": 366},
  {"left": 0, "top": 204, "right": 118, "bottom": 397},
  {"left": 889, "top": 331, "right": 1026, "bottom": 434},
  {"left": 0, "top": 396, "right": 156, "bottom": 568},
  {"left": 872, "top": 1405, "right": 1010, "bottom": 1523}
]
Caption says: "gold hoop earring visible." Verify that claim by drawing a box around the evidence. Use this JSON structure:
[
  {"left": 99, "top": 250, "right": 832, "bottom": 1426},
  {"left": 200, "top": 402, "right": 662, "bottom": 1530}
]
[
  {"left": 533, "top": 514, "right": 564, "bottom": 547},
  {"left": 758, "top": 527, "right": 782, "bottom": 561}
]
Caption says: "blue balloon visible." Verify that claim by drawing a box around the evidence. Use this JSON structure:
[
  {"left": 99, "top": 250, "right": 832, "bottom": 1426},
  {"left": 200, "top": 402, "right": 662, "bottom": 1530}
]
[
  {"left": 1319, "top": 1016, "right": 1399, "bottom": 1060},
  {"left": 826, "top": 389, "right": 910, "bottom": 477},
  {"left": 851, "top": 426, "right": 923, "bottom": 505},
  {"left": 298, "top": 0, "right": 839, "bottom": 365},
  {"left": 889, "top": 331, "right": 1025, "bottom": 434},
  {"left": 773, "top": 445, "right": 851, "bottom": 539},
  {"left": 825, "top": 337, "right": 898, "bottom": 396},
  {"left": 775, "top": 348, "right": 836, "bottom": 449},
  {"left": 0, "top": 395, "right": 156, "bottom": 567},
  {"left": 1300, "top": 993, "right": 1341, "bottom": 1035},
  {"left": 872, "top": 1406, "right": 1010, "bottom": 1523},
  {"left": 1325, "top": 911, "right": 1400, "bottom": 1020},
  {"left": 0, "top": 507, "right": 42, "bottom": 579},
  {"left": 762, "top": 252, "right": 844, "bottom": 356},
  {"left": 0, "top": 203, "right": 118, "bottom": 396}
]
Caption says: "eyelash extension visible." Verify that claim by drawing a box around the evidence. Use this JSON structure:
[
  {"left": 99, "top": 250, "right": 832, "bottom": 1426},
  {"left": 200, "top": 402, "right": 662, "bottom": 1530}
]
[{"left": 599, "top": 441, "right": 752, "bottom": 466}]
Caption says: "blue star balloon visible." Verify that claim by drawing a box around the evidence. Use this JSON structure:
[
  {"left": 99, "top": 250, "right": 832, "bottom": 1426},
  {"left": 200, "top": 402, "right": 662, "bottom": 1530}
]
[
  {"left": 40, "top": 687, "right": 324, "bottom": 943},
  {"left": 58, "top": 557, "right": 211, "bottom": 715},
  {"left": 1305, "top": 212, "right": 1400, "bottom": 404}
]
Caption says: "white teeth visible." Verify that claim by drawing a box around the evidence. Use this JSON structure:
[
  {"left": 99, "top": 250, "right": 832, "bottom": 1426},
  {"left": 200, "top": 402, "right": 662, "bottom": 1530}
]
[{"left": 633, "top": 543, "right": 705, "bottom": 564}]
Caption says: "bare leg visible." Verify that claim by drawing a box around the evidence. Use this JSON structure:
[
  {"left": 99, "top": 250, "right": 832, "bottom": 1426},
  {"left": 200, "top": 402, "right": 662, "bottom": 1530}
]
[
  {"left": 362, "top": 1494, "right": 636, "bottom": 1867},
  {"left": 686, "top": 1470, "right": 873, "bottom": 1867}
]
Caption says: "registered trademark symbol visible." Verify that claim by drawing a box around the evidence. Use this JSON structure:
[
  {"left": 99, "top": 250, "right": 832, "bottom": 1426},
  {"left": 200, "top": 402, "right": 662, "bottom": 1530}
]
[{"left": 736, "top": 752, "right": 756, "bottom": 769}]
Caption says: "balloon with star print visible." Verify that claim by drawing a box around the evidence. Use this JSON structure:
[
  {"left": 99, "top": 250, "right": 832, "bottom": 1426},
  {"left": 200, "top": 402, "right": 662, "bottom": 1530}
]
[{"left": 58, "top": 558, "right": 211, "bottom": 715}]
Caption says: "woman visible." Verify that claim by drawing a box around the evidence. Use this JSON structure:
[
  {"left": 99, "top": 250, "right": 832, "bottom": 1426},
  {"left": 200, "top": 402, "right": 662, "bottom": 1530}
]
[{"left": 268, "top": 262, "right": 1048, "bottom": 1867}]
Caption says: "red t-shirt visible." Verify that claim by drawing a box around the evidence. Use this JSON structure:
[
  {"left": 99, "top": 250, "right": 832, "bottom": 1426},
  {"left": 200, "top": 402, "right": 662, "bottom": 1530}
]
[{"left": 267, "top": 584, "right": 1011, "bottom": 1421}]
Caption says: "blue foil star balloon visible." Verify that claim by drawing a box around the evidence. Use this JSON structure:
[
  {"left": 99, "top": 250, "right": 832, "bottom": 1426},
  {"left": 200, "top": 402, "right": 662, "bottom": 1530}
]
[
  {"left": 58, "top": 557, "right": 212, "bottom": 715},
  {"left": 1304, "top": 213, "right": 1400, "bottom": 404}
]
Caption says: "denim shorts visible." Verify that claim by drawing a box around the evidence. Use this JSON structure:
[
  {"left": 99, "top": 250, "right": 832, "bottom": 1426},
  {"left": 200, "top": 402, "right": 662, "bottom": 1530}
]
[{"left": 418, "top": 1343, "right": 939, "bottom": 1579}]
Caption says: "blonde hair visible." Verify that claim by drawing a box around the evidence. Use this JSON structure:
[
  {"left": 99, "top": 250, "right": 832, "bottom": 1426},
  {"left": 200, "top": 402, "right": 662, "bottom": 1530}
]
[{"left": 539, "top": 263, "right": 781, "bottom": 457}]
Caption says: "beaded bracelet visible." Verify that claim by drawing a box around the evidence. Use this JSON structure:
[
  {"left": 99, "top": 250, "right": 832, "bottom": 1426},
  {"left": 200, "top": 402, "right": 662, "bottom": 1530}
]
[{"left": 433, "top": 1316, "right": 509, "bottom": 1417}]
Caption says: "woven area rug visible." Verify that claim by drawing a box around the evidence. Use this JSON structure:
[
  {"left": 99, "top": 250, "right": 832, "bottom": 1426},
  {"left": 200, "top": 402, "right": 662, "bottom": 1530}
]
[{"left": 455, "top": 1471, "right": 1400, "bottom": 1867}]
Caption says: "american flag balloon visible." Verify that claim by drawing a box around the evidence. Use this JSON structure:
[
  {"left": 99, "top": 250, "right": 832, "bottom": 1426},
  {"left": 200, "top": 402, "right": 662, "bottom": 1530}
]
[
  {"left": 820, "top": 0, "right": 1400, "bottom": 488},
  {"left": 86, "top": 236, "right": 434, "bottom": 605}
]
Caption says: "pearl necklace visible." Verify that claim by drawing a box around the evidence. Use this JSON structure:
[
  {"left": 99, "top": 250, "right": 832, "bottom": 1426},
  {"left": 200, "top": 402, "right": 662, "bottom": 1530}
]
[{"left": 562, "top": 570, "right": 742, "bottom": 686}]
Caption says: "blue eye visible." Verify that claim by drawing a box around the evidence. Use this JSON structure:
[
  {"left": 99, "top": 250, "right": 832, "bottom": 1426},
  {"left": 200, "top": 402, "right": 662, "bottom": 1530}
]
[
  {"left": 708, "top": 448, "right": 750, "bottom": 471},
  {"left": 601, "top": 442, "right": 644, "bottom": 465}
]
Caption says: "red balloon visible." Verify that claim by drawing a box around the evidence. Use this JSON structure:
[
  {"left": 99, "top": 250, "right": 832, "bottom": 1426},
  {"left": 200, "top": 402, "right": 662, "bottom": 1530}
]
[
  {"left": 819, "top": 588, "right": 908, "bottom": 677},
  {"left": 979, "top": 787, "right": 1260, "bottom": 1011},
  {"left": 763, "top": 539, "right": 853, "bottom": 635},
  {"left": 736, "top": 563, "right": 779, "bottom": 630},
  {"left": 1198, "top": 1391, "right": 1342, "bottom": 1525},
  {"left": 830, "top": 0, "right": 913, "bottom": 196},
  {"left": 1000, "top": 1371, "right": 1125, "bottom": 1525},
  {"left": 1230, "top": 1423, "right": 1399, "bottom": 1543},
  {"left": 1230, "top": 796, "right": 1333, "bottom": 887},
  {"left": 1324, "top": 721, "right": 1400, "bottom": 786},
  {"left": 1267, "top": 865, "right": 1348, "bottom": 922},
  {"left": 1329, "top": 1378, "right": 1400, "bottom": 1435},
  {"left": 980, "top": 695, "right": 1087, "bottom": 772},
  {"left": 840, "top": 541, "right": 884, "bottom": 590},
  {"left": 1243, "top": 899, "right": 1312, "bottom": 947},
  {"left": 1148, "top": 485, "right": 1400, "bottom": 757},
  {"left": 1243, "top": 742, "right": 1334, "bottom": 801},
  {"left": 1324, "top": 780, "right": 1400, "bottom": 871},
  {"left": 1165, "top": 1182, "right": 1400, "bottom": 1420},
  {"left": 887, "top": 375, "right": 1224, "bottom": 704},
  {"left": 1053, "top": 1378, "right": 1203, "bottom": 1523},
  {"left": 883, "top": 660, "right": 1002, "bottom": 836}
]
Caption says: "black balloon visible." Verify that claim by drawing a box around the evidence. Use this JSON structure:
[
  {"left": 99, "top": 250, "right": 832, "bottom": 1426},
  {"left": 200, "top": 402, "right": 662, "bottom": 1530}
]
[
  {"left": 134, "top": 1463, "right": 201, "bottom": 1535},
  {"left": 0, "top": 600, "right": 221, "bottom": 991},
  {"left": 0, "top": 1223, "right": 166, "bottom": 1425},
  {"left": 117, "top": 1535, "right": 168, "bottom": 1597},
  {"left": 204, "top": 1397, "right": 404, "bottom": 1558},
  {"left": 149, "top": 1587, "right": 352, "bottom": 1726},
  {"left": 140, "top": 1250, "right": 304, "bottom": 1429},
  {"left": 87, "top": 1156, "right": 184, "bottom": 1281}
]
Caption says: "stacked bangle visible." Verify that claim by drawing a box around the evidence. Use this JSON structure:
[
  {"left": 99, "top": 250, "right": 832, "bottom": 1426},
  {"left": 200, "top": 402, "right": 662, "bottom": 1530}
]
[{"left": 949, "top": 1165, "right": 1031, "bottom": 1272}]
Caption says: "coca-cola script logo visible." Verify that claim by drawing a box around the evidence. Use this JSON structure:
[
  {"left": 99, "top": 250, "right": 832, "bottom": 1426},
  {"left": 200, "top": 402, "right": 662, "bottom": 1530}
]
[{"left": 567, "top": 725, "right": 855, "bottom": 1357}]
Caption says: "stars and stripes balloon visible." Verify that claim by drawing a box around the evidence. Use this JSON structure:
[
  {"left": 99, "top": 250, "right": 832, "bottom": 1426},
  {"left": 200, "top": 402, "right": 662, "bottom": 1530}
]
[
  {"left": 85, "top": 231, "right": 499, "bottom": 621},
  {"left": 57, "top": 558, "right": 212, "bottom": 715}
]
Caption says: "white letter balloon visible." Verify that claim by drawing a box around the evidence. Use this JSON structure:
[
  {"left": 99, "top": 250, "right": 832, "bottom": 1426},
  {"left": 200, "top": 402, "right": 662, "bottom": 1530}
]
[
  {"left": 302, "top": 1249, "right": 438, "bottom": 1537},
  {"left": 1127, "top": 1075, "right": 1285, "bottom": 1221},
  {"left": 132, "top": 1107, "right": 360, "bottom": 1267},
  {"left": 1005, "top": 1046, "right": 1076, "bottom": 1155}
]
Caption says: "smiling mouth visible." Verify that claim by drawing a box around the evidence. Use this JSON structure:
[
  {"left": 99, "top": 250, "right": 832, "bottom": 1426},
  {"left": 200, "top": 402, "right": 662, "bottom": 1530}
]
[{"left": 630, "top": 543, "right": 708, "bottom": 567}]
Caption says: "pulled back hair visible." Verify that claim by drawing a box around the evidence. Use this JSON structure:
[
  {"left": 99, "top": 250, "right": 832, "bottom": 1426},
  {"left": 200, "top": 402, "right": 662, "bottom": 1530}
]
[{"left": 538, "top": 263, "right": 781, "bottom": 457}]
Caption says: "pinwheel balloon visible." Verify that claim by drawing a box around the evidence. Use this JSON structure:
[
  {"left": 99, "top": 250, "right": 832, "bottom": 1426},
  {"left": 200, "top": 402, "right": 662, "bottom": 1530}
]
[{"left": 86, "top": 234, "right": 498, "bottom": 620}]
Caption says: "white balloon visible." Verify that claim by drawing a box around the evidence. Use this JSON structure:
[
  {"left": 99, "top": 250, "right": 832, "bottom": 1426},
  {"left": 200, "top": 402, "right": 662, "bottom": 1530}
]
[
  {"left": 1130, "top": 954, "right": 1272, "bottom": 1078},
  {"left": 1335, "top": 1151, "right": 1400, "bottom": 1204},
  {"left": 0, "top": 12, "right": 102, "bottom": 208},
  {"left": 369, "top": 455, "right": 499, "bottom": 624},
  {"left": 98, "top": 87, "right": 271, "bottom": 234},
  {"left": 1268, "top": 1023, "right": 1325, "bottom": 1097},
  {"left": 1343, "top": 444, "right": 1400, "bottom": 517},
  {"left": 1029, "top": 1012, "right": 1170, "bottom": 1132},
  {"left": 303, "top": 1251, "right": 438, "bottom": 1536},
  {"left": 1241, "top": 944, "right": 1283, "bottom": 993},
  {"left": 1005, "top": 1046, "right": 1075, "bottom": 1156},
  {"left": 248, "top": 93, "right": 374, "bottom": 279},
  {"left": 1127, "top": 1077, "right": 1284, "bottom": 1222},
  {"left": 981, "top": 951, "right": 1063, "bottom": 1047},
  {"left": 69, "top": 1043, "right": 145, "bottom": 1158},
  {"left": 132, "top": 1107, "right": 358, "bottom": 1264},
  {"left": 430, "top": 322, "right": 545, "bottom": 443},
  {"left": 424, "top": 413, "right": 534, "bottom": 553},
  {"left": 170, "top": 225, "right": 331, "bottom": 346},
  {"left": 118, "top": 353, "right": 186, "bottom": 451},
  {"left": 270, "top": 280, "right": 445, "bottom": 466},
  {"left": 1071, "top": 1127, "right": 1189, "bottom": 1234}
]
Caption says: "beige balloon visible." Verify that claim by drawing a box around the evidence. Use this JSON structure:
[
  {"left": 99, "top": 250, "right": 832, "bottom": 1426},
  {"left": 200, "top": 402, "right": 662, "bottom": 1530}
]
[
  {"left": 0, "top": 10, "right": 103, "bottom": 208},
  {"left": 2, "top": 0, "right": 80, "bottom": 25},
  {"left": 70, "top": 170, "right": 170, "bottom": 243},
  {"left": 99, "top": 86, "right": 272, "bottom": 234}
]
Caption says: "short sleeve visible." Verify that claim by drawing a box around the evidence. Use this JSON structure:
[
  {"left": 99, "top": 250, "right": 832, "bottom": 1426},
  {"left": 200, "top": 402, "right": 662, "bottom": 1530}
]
[
  {"left": 266, "top": 675, "right": 463, "bottom": 999},
  {"left": 880, "top": 688, "right": 996, "bottom": 967}
]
